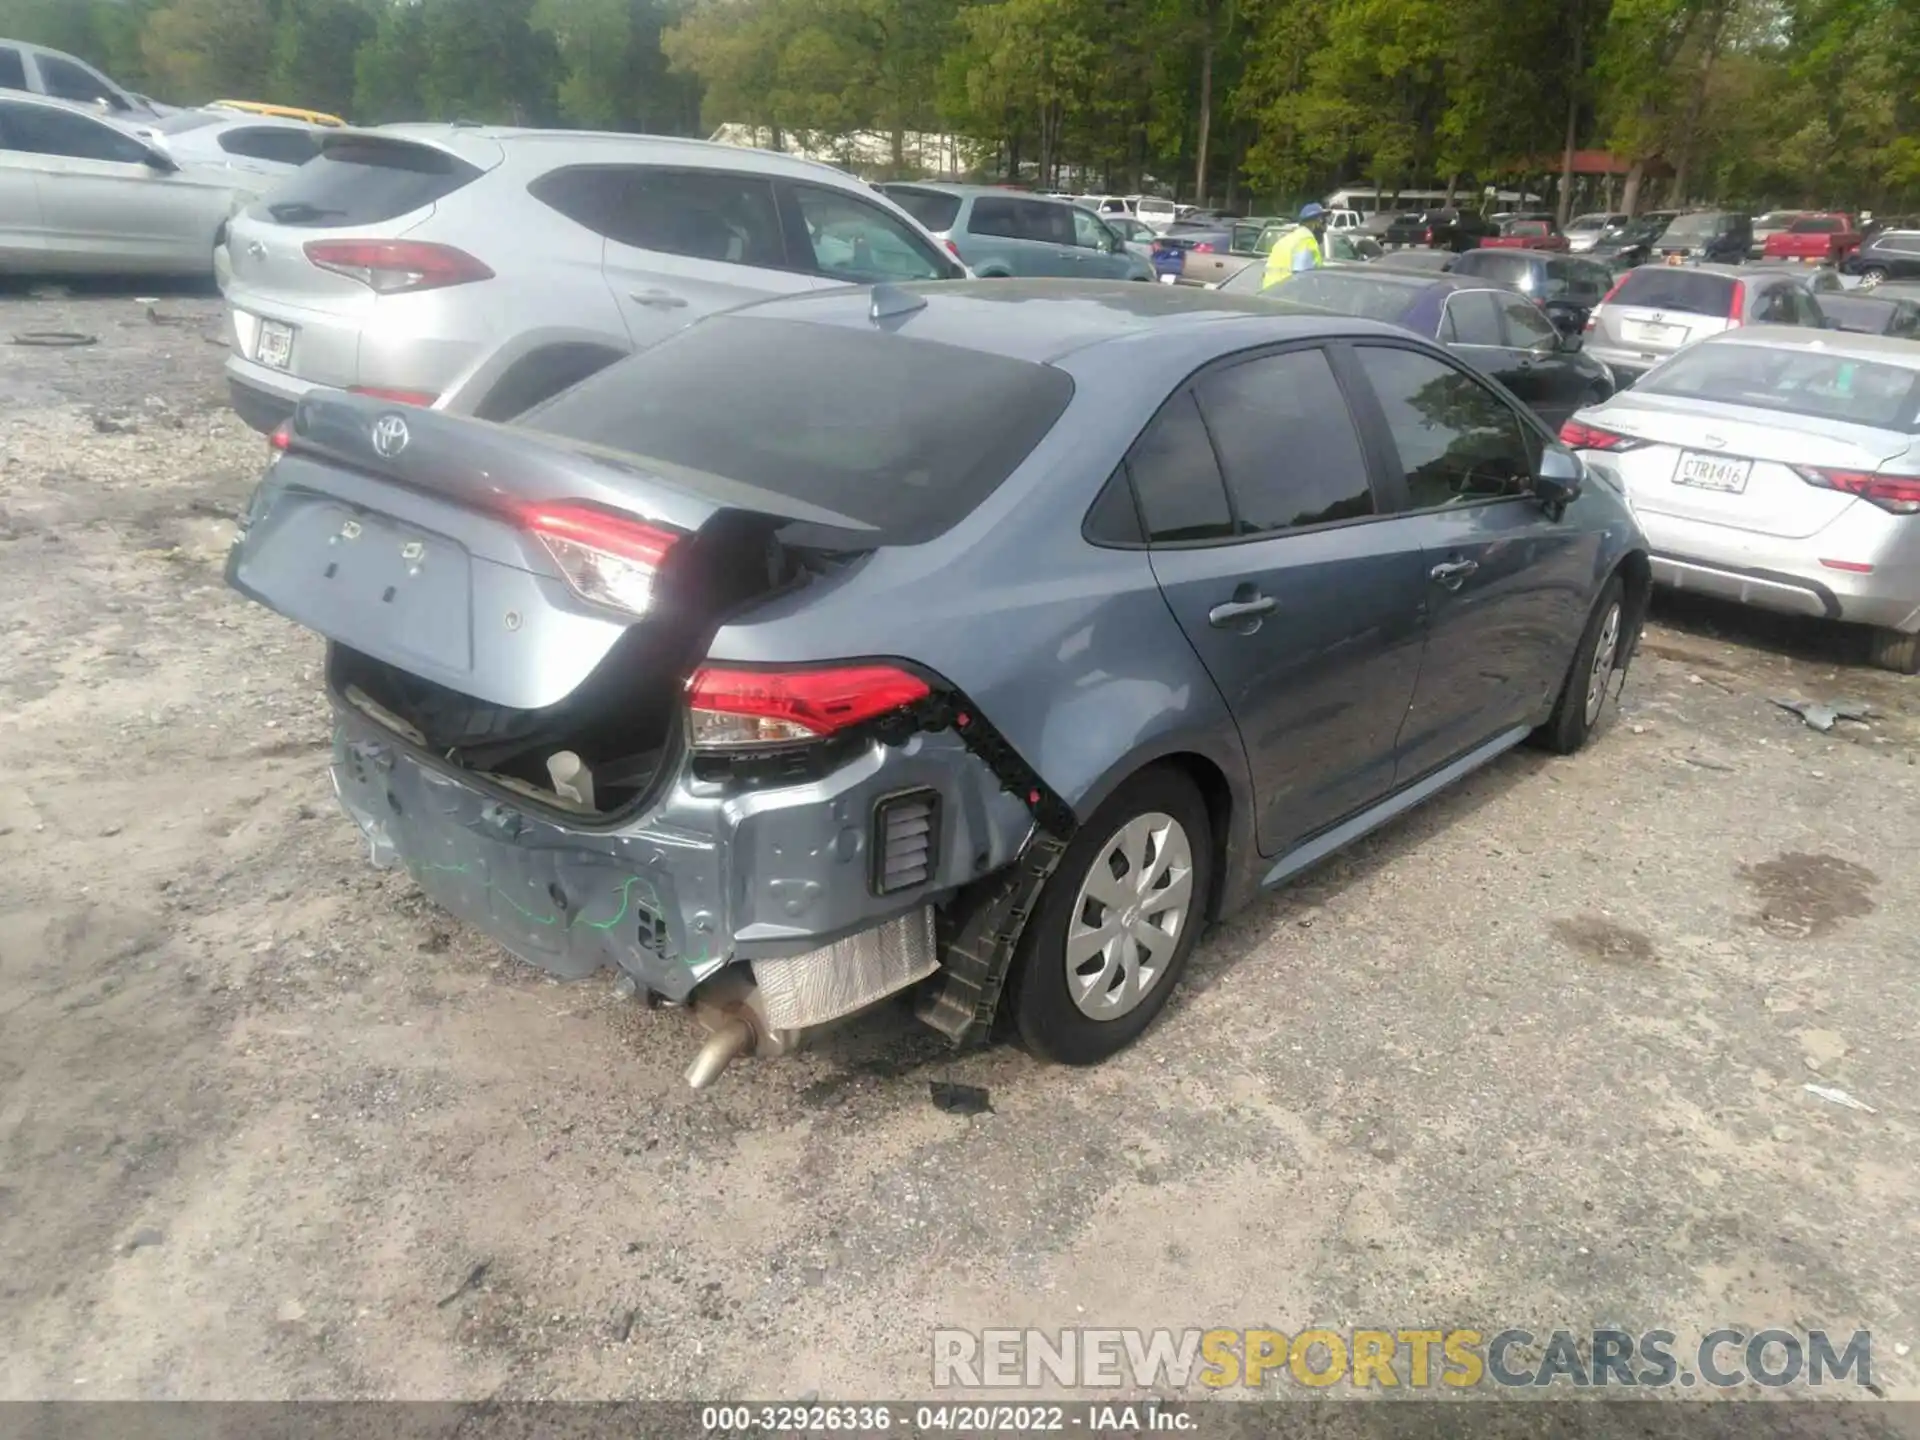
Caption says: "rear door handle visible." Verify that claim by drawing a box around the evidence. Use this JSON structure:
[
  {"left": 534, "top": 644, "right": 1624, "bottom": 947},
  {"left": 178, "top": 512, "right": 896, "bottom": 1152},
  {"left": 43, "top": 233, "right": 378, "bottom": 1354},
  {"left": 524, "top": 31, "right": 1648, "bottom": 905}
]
[
  {"left": 1208, "top": 595, "right": 1278, "bottom": 627},
  {"left": 1429, "top": 559, "right": 1479, "bottom": 589},
  {"left": 629, "top": 289, "right": 688, "bottom": 308}
]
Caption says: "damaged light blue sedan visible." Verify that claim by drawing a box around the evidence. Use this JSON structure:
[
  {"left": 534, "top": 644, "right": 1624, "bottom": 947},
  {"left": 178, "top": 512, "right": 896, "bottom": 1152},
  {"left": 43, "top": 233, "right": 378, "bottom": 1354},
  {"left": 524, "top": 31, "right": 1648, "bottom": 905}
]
[{"left": 226, "top": 280, "right": 1650, "bottom": 1087}]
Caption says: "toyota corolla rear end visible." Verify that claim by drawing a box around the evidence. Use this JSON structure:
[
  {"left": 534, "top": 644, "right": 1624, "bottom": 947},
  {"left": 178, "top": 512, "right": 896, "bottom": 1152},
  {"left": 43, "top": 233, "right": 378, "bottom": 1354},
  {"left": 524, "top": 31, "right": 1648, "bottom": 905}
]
[
  {"left": 225, "top": 306, "right": 1068, "bottom": 1083},
  {"left": 1562, "top": 330, "right": 1920, "bottom": 649},
  {"left": 222, "top": 129, "right": 507, "bottom": 433}
]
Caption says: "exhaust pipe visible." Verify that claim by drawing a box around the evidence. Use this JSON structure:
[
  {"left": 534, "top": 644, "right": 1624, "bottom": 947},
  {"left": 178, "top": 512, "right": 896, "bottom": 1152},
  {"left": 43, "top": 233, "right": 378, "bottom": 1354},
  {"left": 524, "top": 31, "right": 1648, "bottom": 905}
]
[
  {"left": 681, "top": 971, "right": 798, "bottom": 1090},
  {"left": 685, "top": 1017, "right": 753, "bottom": 1090}
]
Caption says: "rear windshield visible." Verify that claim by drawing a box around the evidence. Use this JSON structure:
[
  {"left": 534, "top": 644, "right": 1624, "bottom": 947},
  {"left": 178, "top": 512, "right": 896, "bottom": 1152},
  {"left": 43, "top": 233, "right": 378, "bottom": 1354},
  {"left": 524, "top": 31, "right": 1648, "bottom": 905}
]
[
  {"left": 1609, "top": 269, "right": 1737, "bottom": 316},
  {"left": 245, "top": 138, "right": 482, "bottom": 227},
  {"left": 1639, "top": 343, "right": 1920, "bottom": 431},
  {"left": 1659, "top": 212, "right": 1731, "bottom": 243},
  {"left": 523, "top": 316, "right": 1075, "bottom": 545},
  {"left": 1790, "top": 216, "right": 1846, "bottom": 234},
  {"left": 1249, "top": 270, "right": 1416, "bottom": 320},
  {"left": 883, "top": 186, "right": 962, "bottom": 233},
  {"left": 158, "top": 110, "right": 223, "bottom": 136}
]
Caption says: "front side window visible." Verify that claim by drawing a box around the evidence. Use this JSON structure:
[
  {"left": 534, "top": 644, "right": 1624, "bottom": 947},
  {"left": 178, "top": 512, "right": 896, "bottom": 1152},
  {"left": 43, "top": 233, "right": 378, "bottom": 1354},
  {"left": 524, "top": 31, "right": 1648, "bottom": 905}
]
[
  {"left": 0, "top": 101, "right": 147, "bottom": 163},
  {"left": 1069, "top": 207, "right": 1113, "bottom": 251},
  {"left": 1191, "top": 349, "right": 1375, "bottom": 534},
  {"left": 1126, "top": 390, "right": 1235, "bottom": 543},
  {"left": 1502, "top": 297, "right": 1560, "bottom": 350},
  {"left": 791, "top": 182, "right": 954, "bottom": 282},
  {"left": 1353, "top": 345, "right": 1535, "bottom": 507},
  {"left": 37, "top": 55, "right": 120, "bottom": 107}
]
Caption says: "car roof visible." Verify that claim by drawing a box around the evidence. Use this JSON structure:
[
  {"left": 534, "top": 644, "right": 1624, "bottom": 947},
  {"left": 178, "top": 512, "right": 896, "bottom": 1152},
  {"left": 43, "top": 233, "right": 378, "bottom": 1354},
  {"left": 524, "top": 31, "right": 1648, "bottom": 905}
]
[
  {"left": 720, "top": 278, "right": 1413, "bottom": 365},
  {"left": 336, "top": 124, "right": 883, "bottom": 185},
  {"left": 885, "top": 182, "right": 1088, "bottom": 205},
  {"left": 1305, "top": 266, "right": 1493, "bottom": 294},
  {"left": 1701, "top": 323, "right": 1920, "bottom": 368}
]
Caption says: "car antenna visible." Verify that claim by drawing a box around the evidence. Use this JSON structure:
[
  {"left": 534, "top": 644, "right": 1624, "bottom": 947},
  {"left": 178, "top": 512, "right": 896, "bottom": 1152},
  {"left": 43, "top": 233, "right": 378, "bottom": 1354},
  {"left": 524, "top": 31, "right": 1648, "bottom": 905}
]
[{"left": 869, "top": 283, "right": 926, "bottom": 324}]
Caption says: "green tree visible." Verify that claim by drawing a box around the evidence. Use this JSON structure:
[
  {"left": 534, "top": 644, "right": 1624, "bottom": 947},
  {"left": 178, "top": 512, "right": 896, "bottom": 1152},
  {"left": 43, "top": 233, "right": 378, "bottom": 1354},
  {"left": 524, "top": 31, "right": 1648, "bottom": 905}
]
[
  {"left": 139, "top": 0, "right": 277, "bottom": 101},
  {"left": 267, "top": 0, "right": 375, "bottom": 118},
  {"left": 419, "top": 0, "right": 561, "bottom": 123},
  {"left": 354, "top": 0, "right": 429, "bottom": 122}
]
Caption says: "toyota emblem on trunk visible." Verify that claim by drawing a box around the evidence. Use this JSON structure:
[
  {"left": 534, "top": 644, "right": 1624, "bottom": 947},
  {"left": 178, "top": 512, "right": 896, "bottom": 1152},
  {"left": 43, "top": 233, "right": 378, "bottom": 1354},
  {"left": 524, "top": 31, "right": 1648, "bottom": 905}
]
[{"left": 371, "top": 413, "right": 411, "bottom": 458}]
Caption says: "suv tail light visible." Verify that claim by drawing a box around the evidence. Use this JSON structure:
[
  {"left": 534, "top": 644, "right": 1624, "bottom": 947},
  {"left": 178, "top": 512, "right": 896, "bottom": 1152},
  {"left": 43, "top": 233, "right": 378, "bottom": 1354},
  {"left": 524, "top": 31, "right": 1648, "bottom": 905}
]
[
  {"left": 1791, "top": 466, "right": 1920, "bottom": 515},
  {"left": 1558, "top": 421, "right": 1646, "bottom": 452},
  {"left": 1588, "top": 272, "right": 1629, "bottom": 330},
  {"left": 687, "top": 664, "right": 929, "bottom": 749},
  {"left": 304, "top": 240, "right": 494, "bottom": 295},
  {"left": 1726, "top": 278, "right": 1746, "bottom": 328},
  {"left": 522, "top": 502, "right": 681, "bottom": 617},
  {"left": 1422, "top": 227, "right": 1433, "bottom": 244}
]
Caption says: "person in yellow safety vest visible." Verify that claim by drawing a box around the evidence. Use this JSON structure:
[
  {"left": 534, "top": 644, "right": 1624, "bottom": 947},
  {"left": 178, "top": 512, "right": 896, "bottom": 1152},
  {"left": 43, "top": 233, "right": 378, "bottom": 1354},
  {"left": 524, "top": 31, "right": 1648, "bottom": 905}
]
[{"left": 1262, "top": 202, "right": 1329, "bottom": 289}]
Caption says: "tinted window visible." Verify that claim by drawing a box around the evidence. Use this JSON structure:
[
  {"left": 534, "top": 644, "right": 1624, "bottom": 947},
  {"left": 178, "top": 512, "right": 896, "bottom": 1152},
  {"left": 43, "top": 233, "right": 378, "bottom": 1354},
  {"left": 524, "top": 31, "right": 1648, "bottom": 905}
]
[
  {"left": 1638, "top": 342, "right": 1920, "bottom": 431},
  {"left": 1442, "top": 290, "right": 1505, "bottom": 345},
  {"left": 793, "top": 182, "right": 952, "bottom": 281},
  {"left": 251, "top": 138, "right": 481, "bottom": 226},
  {"left": 1454, "top": 250, "right": 1535, "bottom": 289},
  {"left": 882, "top": 185, "right": 961, "bottom": 233},
  {"left": 1259, "top": 270, "right": 1420, "bottom": 322},
  {"left": 1354, "top": 346, "right": 1534, "bottom": 506},
  {"left": 1193, "top": 350, "right": 1374, "bottom": 533},
  {"left": 218, "top": 126, "right": 322, "bottom": 166},
  {"left": 37, "top": 55, "right": 118, "bottom": 106},
  {"left": 1070, "top": 207, "right": 1113, "bottom": 250},
  {"left": 1789, "top": 216, "right": 1845, "bottom": 234},
  {"left": 1126, "top": 390, "right": 1234, "bottom": 543},
  {"left": 0, "top": 102, "right": 147, "bottom": 162},
  {"left": 1546, "top": 258, "right": 1609, "bottom": 304},
  {"left": 969, "top": 196, "right": 1025, "bottom": 240},
  {"left": 1502, "top": 297, "right": 1559, "bottom": 348},
  {"left": 1016, "top": 199, "right": 1074, "bottom": 246},
  {"left": 0, "top": 48, "right": 25, "bottom": 90},
  {"left": 1609, "top": 269, "right": 1737, "bottom": 317},
  {"left": 524, "top": 317, "right": 1071, "bottom": 546},
  {"left": 1884, "top": 233, "right": 1920, "bottom": 257}
]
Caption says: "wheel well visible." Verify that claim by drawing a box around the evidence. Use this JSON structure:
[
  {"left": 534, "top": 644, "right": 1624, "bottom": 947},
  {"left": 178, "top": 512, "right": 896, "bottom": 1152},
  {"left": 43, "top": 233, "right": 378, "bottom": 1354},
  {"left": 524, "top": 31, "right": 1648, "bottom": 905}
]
[
  {"left": 473, "top": 343, "right": 629, "bottom": 423},
  {"left": 1145, "top": 752, "right": 1233, "bottom": 923},
  {"left": 1617, "top": 549, "right": 1654, "bottom": 655}
]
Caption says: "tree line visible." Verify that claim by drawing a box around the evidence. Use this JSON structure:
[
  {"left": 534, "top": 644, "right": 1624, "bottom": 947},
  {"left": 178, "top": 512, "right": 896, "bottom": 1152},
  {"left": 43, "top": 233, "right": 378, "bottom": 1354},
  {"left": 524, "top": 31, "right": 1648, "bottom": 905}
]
[{"left": 2, "top": 0, "right": 1915, "bottom": 216}]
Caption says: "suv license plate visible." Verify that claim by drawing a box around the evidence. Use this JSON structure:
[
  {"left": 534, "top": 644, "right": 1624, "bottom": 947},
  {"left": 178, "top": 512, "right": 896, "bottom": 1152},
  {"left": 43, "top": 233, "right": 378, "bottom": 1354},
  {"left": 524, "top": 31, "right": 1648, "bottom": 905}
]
[
  {"left": 1674, "top": 452, "right": 1751, "bottom": 493},
  {"left": 256, "top": 320, "right": 294, "bottom": 370}
]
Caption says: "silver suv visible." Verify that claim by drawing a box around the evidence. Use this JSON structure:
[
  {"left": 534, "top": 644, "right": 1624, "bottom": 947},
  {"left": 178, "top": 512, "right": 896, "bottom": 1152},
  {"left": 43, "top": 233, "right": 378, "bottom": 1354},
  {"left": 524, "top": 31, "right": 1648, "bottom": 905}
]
[
  {"left": 1584, "top": 263, "right": 1829, "bottom": 387},
  {"left": 221, "top": 127, "right": 966, "bottom": 433}
]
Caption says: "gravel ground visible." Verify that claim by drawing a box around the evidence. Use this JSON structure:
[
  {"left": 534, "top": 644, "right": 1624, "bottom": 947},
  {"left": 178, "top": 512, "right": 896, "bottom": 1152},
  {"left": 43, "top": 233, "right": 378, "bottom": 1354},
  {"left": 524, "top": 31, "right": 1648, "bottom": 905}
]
[{"left": 0, "top": 284, "right": 1916, "bottom": 1407}]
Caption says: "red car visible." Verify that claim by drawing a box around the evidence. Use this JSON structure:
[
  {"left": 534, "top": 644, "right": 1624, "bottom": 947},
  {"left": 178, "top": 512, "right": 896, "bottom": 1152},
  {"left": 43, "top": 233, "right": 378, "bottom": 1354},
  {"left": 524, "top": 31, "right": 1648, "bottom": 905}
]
[
  {"left": 1479, "top": 218, "right": 1569, "bottom": 252},
  {"left": 1761, "top": 212, "right": 1863, "bottom": 265}
]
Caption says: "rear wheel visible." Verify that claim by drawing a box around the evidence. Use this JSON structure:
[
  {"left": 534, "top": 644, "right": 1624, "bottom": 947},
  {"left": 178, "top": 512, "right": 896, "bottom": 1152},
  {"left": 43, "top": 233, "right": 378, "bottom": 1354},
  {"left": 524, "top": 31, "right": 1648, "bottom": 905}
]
[
  {"left": 1868, "top": 627, "right": 1920, "bottom": 674},
  {"left": 1534, "top": 576, "right": 1626, "bottom": 755},
  {"left": 1009, "top": 767, "right": 1212, "bottom": 1065},
  {"left": 1860, "top": 266, "right": 1888, "bottom": 287}
]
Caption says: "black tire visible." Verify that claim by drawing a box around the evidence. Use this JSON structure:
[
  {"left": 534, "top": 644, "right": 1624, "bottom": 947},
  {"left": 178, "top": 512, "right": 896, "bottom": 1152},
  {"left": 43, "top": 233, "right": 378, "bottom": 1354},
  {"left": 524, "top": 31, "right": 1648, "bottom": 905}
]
[
  {"left": 1868, "top": 627, "right": 1920, "bottom": 674},
  {"left": 1008, "top": 766, "right": 1213, "bottom": 1066},
  {"left": 1534, "top": 575, "right": 1627, "bottom": 755}
]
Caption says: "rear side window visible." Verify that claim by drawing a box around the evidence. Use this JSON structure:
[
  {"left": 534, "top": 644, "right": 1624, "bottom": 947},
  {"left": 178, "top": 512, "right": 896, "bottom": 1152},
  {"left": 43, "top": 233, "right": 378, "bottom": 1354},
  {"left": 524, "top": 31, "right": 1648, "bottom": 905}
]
[
  {"left": 249, "top": 138, "right": 481, "bottom": 226},
  {"left": 218, "top": 126, "right": 322, "bottom": 166},
  {"left": 1609, "top": 269, "right": 1737, "bottom": 317},
  {"left": 524, "top": 316, "right": 1074, "bottom": 546},
  {"left": 533, "top": 165, "right": 785, "bottom": 268},
  {"left": 0, "top": 48, "right": 26, "bottom": 90},
  {"left": 1639, "top": 342, "right": 1920, "bottom": 431},
  {"left": 1126, "top": 390, "right": 1234, "bottom": 543},
  {"left": 1193, "top": 350, "right": 1374, "bottom": 533},
  {"left": 1442, "top": 290, "right": 1505, "bottom": 345},
  {"left": 1352, "top": 345, "right": 1535, "bottom": 506},
  {"left": 37, "top": 54, "right": 118, "bottom": 107},
  {"left": 883, "top": 185, "right": 961, "bottom": 233},
  {"left": 968, "top": 197, "right": 1025, "bottom": 240}
]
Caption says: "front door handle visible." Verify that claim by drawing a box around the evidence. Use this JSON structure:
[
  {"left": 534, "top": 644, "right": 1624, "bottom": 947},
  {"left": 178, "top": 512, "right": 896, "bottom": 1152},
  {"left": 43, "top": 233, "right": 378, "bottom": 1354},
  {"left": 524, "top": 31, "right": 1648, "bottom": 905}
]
[
  {"left": 1429, "top": 558, "right": 1479, "bottom": 589},
  {"left": 1208, "top": 595, "right": 1278, "bottom": 627},
  {"left": 629, "top": 288, "right": 688, "bottom": 308}
]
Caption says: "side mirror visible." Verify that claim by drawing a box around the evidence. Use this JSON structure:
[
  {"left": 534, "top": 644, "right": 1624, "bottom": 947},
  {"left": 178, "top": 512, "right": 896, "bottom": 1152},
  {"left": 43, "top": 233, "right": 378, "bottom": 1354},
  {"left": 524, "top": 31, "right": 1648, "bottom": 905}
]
[{"left": 1536, "top": 447, "right": 1584, "bottom": 510}]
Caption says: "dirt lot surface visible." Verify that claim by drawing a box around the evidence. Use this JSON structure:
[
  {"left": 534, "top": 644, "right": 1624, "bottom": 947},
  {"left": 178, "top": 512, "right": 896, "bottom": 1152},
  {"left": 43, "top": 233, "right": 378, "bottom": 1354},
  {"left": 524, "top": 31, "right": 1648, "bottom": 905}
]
[{"left": 1, "top": 284, "right": 1917, "bottom": 1407}]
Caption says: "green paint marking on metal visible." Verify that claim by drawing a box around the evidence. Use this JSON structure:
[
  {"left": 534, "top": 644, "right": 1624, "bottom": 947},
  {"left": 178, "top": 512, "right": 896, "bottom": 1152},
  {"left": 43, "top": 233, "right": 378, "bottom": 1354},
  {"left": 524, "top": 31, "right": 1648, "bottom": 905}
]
[{"left": 409, "top": 862, "right": 666, "bottom": 937}]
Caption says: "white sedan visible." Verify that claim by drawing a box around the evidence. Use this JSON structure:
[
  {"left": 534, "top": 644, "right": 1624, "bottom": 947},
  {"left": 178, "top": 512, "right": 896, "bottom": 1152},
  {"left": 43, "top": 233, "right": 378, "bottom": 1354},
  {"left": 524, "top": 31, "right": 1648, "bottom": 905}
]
[
  {"left": 1563, "top": 326, "right": 1920, "bottom": 671},
  {"left": 0, "top": 93, "right": 309, "bottom": 279}
]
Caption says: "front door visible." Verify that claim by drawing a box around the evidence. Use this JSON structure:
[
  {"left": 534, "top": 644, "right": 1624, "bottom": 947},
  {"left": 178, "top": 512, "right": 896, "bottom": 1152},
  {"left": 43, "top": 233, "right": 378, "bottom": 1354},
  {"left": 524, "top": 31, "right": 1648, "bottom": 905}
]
[
  {"left": 1495, "top": 293, "right": 1590, "bottom": 427},
  {"left": 1343, "top": 342, "right": 1599, "bottom": 783},
  {"left": 1131, "top": 346, "right": 1428, "bottom": 854}
]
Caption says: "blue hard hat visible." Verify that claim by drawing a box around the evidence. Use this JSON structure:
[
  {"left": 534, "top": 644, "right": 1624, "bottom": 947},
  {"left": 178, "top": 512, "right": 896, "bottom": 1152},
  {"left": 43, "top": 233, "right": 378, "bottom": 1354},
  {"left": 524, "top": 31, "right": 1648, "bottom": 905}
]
[{"left": 1298, "top": 202, "right": 1327, "bottom": 221}]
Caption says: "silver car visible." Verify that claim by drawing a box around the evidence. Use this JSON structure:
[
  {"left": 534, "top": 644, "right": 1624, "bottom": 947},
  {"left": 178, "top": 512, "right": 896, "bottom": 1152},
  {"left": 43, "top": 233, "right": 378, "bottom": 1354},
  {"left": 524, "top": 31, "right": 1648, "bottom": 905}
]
[
  {"left": 1565, "top": 211, "right": 1629, "bottom": 254},
  {"left": 0, "top": 38, "right": 168, "bottom": 120},
  {"left": 0, "top": 92, "right": 260, "bottom": 277},
  {"left": 1584, "top": 264, "right": 1829, "bottom": 388},
  {"left": 1564, "top": 326, "right": 1920, "bottom": 671},
  {"left": 222, "top": 127, "right": 966, "bottom": 433}
]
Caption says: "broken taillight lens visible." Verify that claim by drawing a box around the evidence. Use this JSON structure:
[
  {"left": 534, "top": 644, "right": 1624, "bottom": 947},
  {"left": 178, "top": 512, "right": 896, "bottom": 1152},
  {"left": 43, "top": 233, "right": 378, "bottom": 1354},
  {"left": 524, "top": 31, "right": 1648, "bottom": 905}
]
[
  {"left": 686, "top": 664, "right": 930, "bottom": 749},
  {"left": 1558, "top": 420, "right": 1646, "bottom": 452},
  {"left": 522, "top": 502, "right": 680, "bottom": 617},
  {"left": 1791, "top": 466, "right": 1920, "bottom": 515}
]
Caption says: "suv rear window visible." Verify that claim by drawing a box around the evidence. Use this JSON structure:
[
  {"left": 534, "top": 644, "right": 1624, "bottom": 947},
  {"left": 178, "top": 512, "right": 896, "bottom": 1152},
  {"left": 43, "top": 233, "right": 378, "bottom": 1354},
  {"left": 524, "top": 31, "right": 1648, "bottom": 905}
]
[
  {"left": 1608, "top": 269, "right": 1737, "bottom": 317},
  {"left": 1640, "top": 342, "right": 1920, "bottom": 431},
  {"left": 523, "top": 316, "right": 1075, "bottom": 545},
  {"left": 246, "top": 138, "right": 482, "bottom": 227},
  {"left": 883, "top": 186, "right": 962, "bottom": 233}
]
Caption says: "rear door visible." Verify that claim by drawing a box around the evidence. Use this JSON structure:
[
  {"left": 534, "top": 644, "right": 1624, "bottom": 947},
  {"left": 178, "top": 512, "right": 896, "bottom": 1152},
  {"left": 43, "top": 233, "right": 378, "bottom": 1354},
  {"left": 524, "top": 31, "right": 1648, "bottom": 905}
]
[
  {"left": 1344, "top": 342, "right": 1596, "bottom": 782},
  {"left": 1136, "top": 346, "right": 1428, "bottom": 854},
  {"left": 0, "top": 101, "right": 48, "bottom": 263},
  {"left": 959, "top": 194, "right": 1055, "bottom": 275}
]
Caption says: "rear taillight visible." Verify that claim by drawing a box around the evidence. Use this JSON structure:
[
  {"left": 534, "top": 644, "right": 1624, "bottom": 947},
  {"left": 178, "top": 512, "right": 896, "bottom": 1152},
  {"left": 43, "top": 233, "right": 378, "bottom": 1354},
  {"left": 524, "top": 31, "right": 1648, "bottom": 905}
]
[
  {"left": 268, "top": 420, "right": 291, "bottom": 457},
  {"left": 686, "top": 664, "right": 930, "bottom": 749},
  {"left": 1727, "top": 279, "right": 1746, "bottom": 328},
  {"left": 1791, "top": 466, "right": 1920, "bottom": 515},
  {"left": 303, "top": 239, "right": 494, "bottom": 295},
  {"left": 522, "top": 501, "right": 681, "bottom": 617},
  {"left": 349, "top": 385, "right": 437, "bottom": 406},
  {"left": 1558, "top": 420, "right": 1645, "bottom": 452},
  {"left": 1192, "top": 242, "right": 1214, "bottom": 253},
  {"left": 1422, "top": 227, "right": 1433, "bottom": 244}
]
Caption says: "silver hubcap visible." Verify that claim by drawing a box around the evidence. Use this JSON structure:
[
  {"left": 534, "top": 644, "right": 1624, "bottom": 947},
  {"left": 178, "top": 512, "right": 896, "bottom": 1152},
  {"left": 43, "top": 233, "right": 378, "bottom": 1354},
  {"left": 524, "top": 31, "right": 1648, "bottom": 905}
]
[
  {"left": 1065, "top": 811, "right": 1194, "bottom": 1021},
  {"left": 1584, "top": 602, "right": 1622, "bottom": 725}
]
